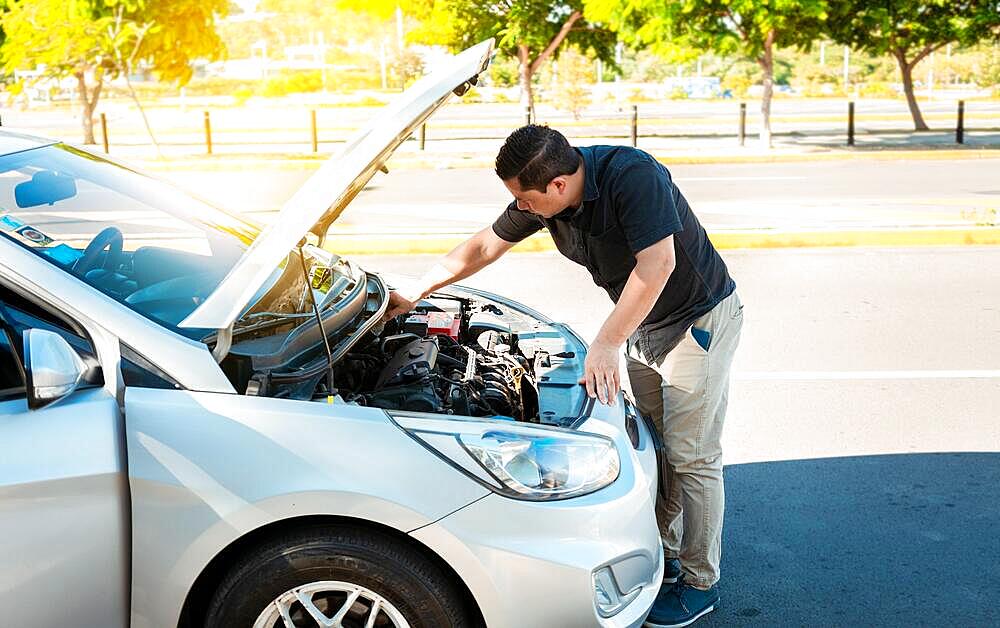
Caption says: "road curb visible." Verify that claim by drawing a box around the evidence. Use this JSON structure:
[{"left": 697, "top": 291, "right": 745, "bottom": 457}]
[{"left": 323, "top": 226, "right": 1000, "bottom": 255}]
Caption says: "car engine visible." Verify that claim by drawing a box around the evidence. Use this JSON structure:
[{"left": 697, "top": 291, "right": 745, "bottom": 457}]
[
  {"left": 333, "top": 305, "right": 539, "bottom": 421},
  {"left": 221, "top": 261, "right": 543, "bottom": 422}
]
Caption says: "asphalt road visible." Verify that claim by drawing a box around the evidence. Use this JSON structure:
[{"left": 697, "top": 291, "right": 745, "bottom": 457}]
[
  {"left": 354, "top": 246, "right": 1000, "bottom": 626},
  {"left": 168, "top": 157, "right": 1000, "bottom": 231}
]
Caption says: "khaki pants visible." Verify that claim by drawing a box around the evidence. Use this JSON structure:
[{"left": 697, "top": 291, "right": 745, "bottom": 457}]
[{"left": 626, "top": 291, "right": 743, "bottom": 590}]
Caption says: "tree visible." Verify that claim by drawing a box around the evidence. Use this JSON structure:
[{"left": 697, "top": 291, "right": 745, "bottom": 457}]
[
  {"left": 551, "top": 46, "right": 593, "bottom": 119},
  {"left": 585, "top": 0, "right": 827, "bottom": 146},
  {"left": 825, "top": 1, "right": 1000, "bottom": 130},
  {"left": 409, "top": 0, "right": 615, "bottom": 119},
  {"left": 1, "top": 0, "right": 228, "bottom": 144},
  {"left": 984, "top": 45, "right": 1000, "bottom": 92}
]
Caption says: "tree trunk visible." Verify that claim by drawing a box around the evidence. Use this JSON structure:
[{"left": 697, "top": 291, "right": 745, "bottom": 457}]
[
  {"left": 518, "top": 45, "right": 535, "bottom": 122},
  {"left": 75, "top": 70, "right": 103, "bottom": 145},
  {"left": 758, "top": 30, "right": 776, "bottom": 148},
  {"left": 895, "top": 50, "right": 929, "bottom": 131},
  {"left": 516, "top": 11, "right": 582, "bottom": 124}
]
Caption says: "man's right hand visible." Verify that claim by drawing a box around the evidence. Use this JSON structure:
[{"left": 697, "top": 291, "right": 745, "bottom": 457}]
[
  {"left": 384, "top": 290, "right": 419, "bottom": 320},
  {"left": 381, "top": 228, "right": 516, "bottom": 322}
]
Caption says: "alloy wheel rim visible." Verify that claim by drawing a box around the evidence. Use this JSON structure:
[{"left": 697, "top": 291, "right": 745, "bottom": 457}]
[{"left": 252, "top": 580, "right": 411, "bottom": 628}]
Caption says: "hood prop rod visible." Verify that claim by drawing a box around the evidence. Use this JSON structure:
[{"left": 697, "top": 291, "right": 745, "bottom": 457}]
[{"left": 297, "top": 243, "right": 336, "bottom": 395}]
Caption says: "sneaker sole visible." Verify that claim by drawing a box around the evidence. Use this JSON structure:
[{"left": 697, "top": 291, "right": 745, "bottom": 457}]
[{"left": 643, "top": 602, "right": 717, "bottom": 628}]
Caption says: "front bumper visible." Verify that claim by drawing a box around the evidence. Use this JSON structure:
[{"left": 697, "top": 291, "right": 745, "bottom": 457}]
[{"left": 410, "top": 403, "right": 663, "bottom": 628}]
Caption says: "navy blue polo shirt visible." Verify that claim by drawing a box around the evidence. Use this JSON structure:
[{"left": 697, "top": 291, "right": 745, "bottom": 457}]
[{"left": 492, "top": 145, "right": 735, "bottom": 362}]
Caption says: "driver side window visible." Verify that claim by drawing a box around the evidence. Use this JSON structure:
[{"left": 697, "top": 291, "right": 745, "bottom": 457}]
[{"left": 0, "top": 286, "right": 103, "bottom": 398}]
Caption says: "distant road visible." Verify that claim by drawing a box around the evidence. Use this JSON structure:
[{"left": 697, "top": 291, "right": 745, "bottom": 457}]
[{"left": 165, "top": 157, "right": 1000, "bottom": 232}]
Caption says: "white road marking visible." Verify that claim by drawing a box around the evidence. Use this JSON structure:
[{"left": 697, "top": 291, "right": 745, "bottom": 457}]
[{"left": 736, "top": 370, "right": 1000, "bottom": 381}]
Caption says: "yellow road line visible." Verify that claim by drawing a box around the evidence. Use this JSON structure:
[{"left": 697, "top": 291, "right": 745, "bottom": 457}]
[{"left": 322, "top": 227, "right": 1000, "bottom": 255}]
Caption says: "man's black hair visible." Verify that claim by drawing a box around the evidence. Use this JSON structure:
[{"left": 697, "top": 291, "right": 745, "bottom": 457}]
[{"left": 495, "top": 125, "right": 581, "bottom": 193}]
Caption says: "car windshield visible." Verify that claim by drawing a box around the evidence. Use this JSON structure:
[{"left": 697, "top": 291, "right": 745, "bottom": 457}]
[{"left": 0, "top": 143, "right": 260, "bottom": 337}]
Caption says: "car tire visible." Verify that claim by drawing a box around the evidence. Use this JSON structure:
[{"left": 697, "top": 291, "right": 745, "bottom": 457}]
[{"left": 204, "top": 523, "right": 474, "bottom": 628}]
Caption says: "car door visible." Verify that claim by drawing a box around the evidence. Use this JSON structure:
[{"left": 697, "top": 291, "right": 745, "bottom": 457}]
[{"left": 0, "top": 286, "right": 129, "bottom": 628}]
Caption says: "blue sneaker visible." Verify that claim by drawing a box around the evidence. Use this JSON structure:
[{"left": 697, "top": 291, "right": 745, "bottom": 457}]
[
  {"left": 644, "top": 578, "right": 720, "bottom": 628},
  {"left": 663, "top": 558, "right": 682, "bottom": 584}
]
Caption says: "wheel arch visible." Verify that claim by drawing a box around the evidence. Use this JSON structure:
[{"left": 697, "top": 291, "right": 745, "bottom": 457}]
[{"left": 176, "top": 514, "right": 485, "bottom": 628}]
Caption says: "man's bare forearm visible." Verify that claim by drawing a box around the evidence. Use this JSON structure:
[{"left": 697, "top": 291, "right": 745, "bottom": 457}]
[
  {"left": 595, "top": 238, "right": 676, "bottom": 347},
  {"left": 400, "top": 227, "right": 513, "bottom": 300}
]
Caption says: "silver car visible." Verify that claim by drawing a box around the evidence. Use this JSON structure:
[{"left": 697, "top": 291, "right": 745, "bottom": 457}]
[{"left": 0, "top": 40, "right": 665, "bottom": 628}]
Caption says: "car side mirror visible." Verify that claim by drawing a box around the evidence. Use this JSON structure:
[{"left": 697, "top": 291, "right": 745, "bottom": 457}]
[{"left": 22, "top": 328, "right": 88, "bottom": 410}]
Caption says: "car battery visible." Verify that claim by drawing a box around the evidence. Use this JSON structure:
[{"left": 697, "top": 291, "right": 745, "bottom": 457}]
[{"left": 404, "top": 311, "right": 460, "bottom": 339}]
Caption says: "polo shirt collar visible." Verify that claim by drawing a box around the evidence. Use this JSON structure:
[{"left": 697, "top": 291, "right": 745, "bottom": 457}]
[
  {"left": 579, "top": 146, "right": 600, "bottom": 203},
  {"left": 554, "top": 147, "right": 599, "bottom": 222}
]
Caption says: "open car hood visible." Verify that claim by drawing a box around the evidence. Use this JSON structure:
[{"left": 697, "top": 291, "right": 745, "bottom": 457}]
[{"left": 179, "top": 39, "right": 494, "bottom": 330}]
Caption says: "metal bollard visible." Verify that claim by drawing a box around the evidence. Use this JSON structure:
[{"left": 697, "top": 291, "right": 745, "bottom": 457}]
[
  {"left": 204, "top": 111, "right": 213, "bottom": 155},
  {"left": 956, "top": 100, "right": 965, "bottom": 145},
  {"left": 847, "top": 101, "right": 855, "bottom": 147},
  {"left": 419, "top": 123, "right": 426, "bottom": 151},
  {"left": 630, "top": 105, "right": 638, "bottom": 147},
  {"left": 738, "top": 103, "right": 747, "bottom": 146},
  {"left": 310, "top": 110, "right": 318, "bottom": 153},
  {"left": 100, "top": 113, "right": 109, "bottom": 153}
]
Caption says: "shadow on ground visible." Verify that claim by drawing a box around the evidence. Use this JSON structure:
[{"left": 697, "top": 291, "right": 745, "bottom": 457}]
[{"left": 699, "top": 452, "right": 999, "bottom": 626}]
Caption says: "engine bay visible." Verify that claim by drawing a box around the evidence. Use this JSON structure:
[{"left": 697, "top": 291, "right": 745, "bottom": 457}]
[
  {"left": 216, "top": 253, "right": 586, "bottom": 424},
  {"left": 333, "top": 303, "right": 539, "bottom": 421}
]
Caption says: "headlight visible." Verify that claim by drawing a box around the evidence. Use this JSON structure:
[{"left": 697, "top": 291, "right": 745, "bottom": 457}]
[{"left": 392, "top": 414, "right": 620, "bottom": 501}]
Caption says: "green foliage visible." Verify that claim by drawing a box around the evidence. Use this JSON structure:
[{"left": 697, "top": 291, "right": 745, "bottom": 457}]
[
  {"left": 615, "top": 49, "right": 681, "bottom": 82},
  {"left": 348, "top": 95, "right": 389, "bottom": 107},
  {"left": 0, "top": 0, "right": 227, "bottom": 143},
  {"left": 825, "top": 1, "right": 1000, "bottom": 127},
  {"left": 859, "top": 81, "right": 898, "bottom": 98},
  {"left": 232, "top": 86, "right": 253, "bottom": 105},
  {"left": 825, "top": 1, "right": 1000, "bottom": 61},
  {"left": 551, "top": 46, "right": 592, "bottom": 118},
  {"left": 410, "top": 0, "right": 617, "bottom": 111},
  {"left": 721, "top": 74, "right": 754, "bottom": 98},
  {"left": 138, "top": 0, "right": 229, "bottom": 84},
  {"left": 718, "top": 59, "right": 759, "bottom": 98},
  {"left": 0, "top": 0, "right": 228, "bottom": 85},
  {"left": 584, "top": 0, "right": 828, "bottom": 63},
  {"left": 262, "top": 70, "right": 324, "bottom": 97},
  {"left": 586, "top": 0, "right": 828, "bottom": 141},
  {"left": 426, "top": 0, "right": 613, "bottom": 61},
  {"left": 2, "top": 0, "right": 113, "bottom": 80},
  {"left": 488, "top": 54, "right": 521, "bottom": 87},
  {"left": 979, "top": 45, "right": 1000, "bottom": 86}
]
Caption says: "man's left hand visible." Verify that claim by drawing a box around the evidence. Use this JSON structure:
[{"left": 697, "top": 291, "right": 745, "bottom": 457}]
[{"left": 578, "top": 339, "right": 621, "bottom": 405}]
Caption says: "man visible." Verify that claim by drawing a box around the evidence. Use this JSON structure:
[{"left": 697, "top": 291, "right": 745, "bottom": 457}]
[{"left": 386, "top": 125, "right": 742, "bottom": 628}]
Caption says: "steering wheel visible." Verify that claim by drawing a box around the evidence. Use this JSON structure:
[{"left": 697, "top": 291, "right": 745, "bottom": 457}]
[{"left": 74, "top": 226, "right": 124, "bottom": 275}]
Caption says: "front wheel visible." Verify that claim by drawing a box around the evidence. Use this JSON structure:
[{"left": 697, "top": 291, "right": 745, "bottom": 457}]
[{"left": 204, "top": 524, "right": 474, "bottom": 628}]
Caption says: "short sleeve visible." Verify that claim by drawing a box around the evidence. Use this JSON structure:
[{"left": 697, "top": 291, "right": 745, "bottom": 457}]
[
  {"left": 613, "top": 160, "right": 683, "bottom": 254},
  {"left": 491, "top": 201, "right": 543, "bottom": 243}
]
